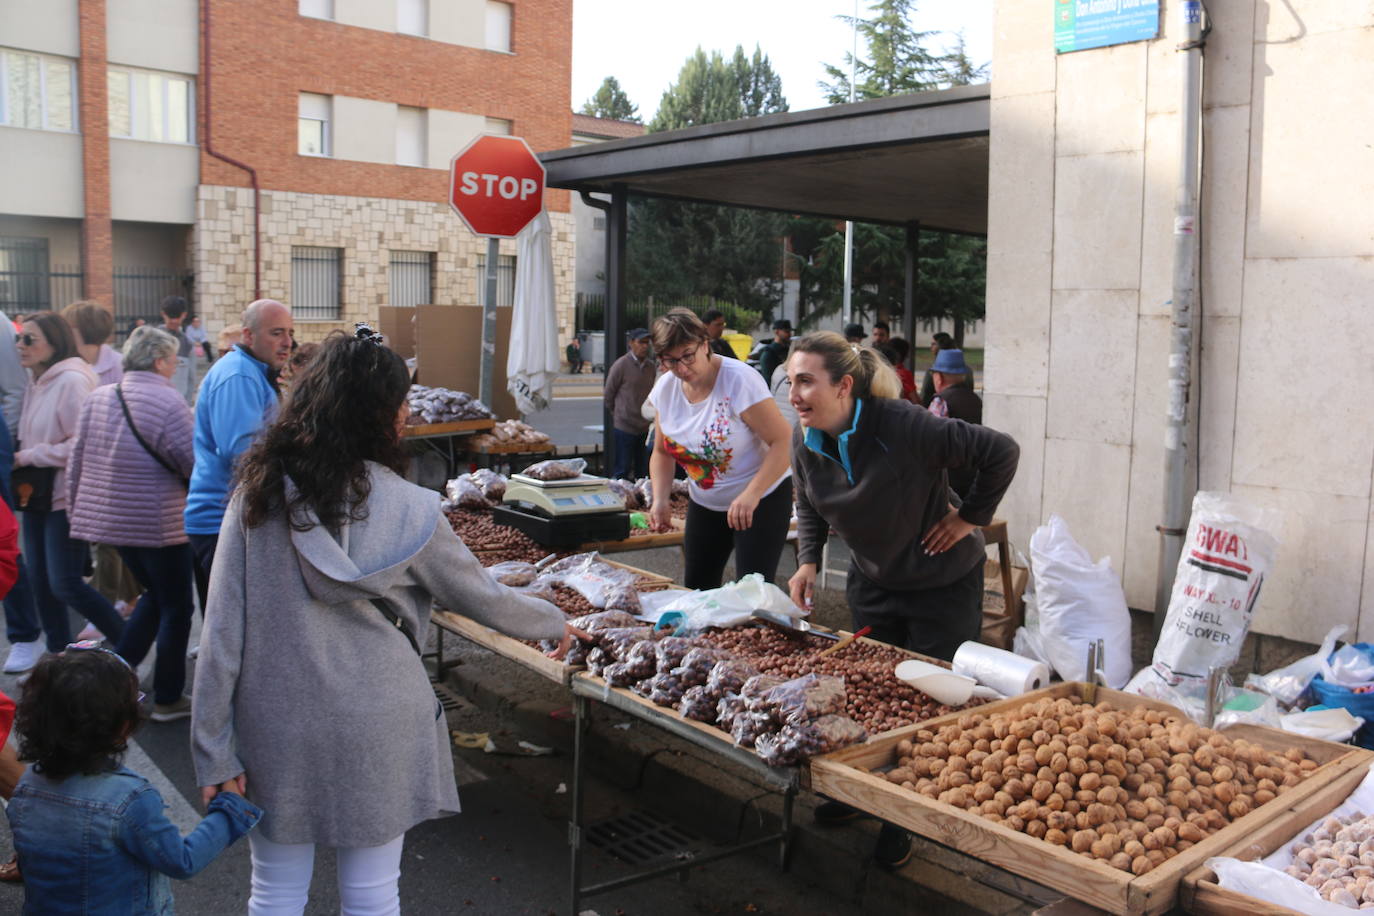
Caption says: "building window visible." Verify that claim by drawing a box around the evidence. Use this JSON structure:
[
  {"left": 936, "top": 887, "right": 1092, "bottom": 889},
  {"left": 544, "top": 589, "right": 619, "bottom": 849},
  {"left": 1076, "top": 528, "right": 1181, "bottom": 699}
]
[
  {"left": 475, "top": 254, "right": 516, "bottom": 307},
  {"left": 106, "top": 68, "right": 194, "bottom": 144},
  {"left": 390, "top": 251, "right": 433, "bottom": 308},
  {"left": 299, "top": 0, "right": 333, "bottom": 19},
  {"left": 0, "top": 48, "right": 76, "bottom": 132},
  {"left": 0, "top": 236, "right": 52, "bottom": 313},
  {"left": 291, "top": 246, "right": 341, "bottom": 319},
  {"left": 298, "top": 93, "right": 331, "bottom": 156},
  {"left": 485, "top": 1, "right": 512, "bottom": 53},
  {"left": 397, "top": 0, "right": 427, "bottom": 36},
  {"left": 484, "top": 116, "right": 512, "bottom": 136},
  {"left": 396, "top": 105, "right": 426, "bottom": 167}
]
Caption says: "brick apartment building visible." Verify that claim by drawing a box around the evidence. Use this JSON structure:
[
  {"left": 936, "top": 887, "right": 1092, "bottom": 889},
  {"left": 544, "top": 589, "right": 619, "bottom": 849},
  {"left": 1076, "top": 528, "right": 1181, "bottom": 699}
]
[{"left": 0, "top": 0, "right": 574, "bottom": 345}]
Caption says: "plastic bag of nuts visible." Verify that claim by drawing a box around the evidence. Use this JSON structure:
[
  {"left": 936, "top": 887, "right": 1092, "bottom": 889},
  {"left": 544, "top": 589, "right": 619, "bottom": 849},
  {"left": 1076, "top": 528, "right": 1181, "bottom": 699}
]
[
  {"left": 755, "top": 715, "right": 868, "bottom": 766},
  {"left": 485, "top": 561, "right": 539, "bottom": 587},
  {"left": 520, "top": 457, "right": 587, "bottom": 481},
  {"left": 716, "top": 694, "right": 746, "bottom": 730},
  {"left": 645, "top": 672, "right": 687, "bottom": 707},
  {"left": 654, "top": 637, "right": 696, "bottom": 674},
  {"left": 741, "top": 675, "right": 787, "bottom": 711},
  {"left": 568, "top": 611, "right": 639, "bottom": 634},
  {"left": 762, "top": 673, "right": 848, "bottom": 727},
  {"left": 730, "top": 709, "right": 777, "bottom": 749},
  {"left": 672, "top": 648, "right": 726, "bottom": 688},
  {"left": 679, "top": 685, "right": 722, "bottom": 722},
  {"left": 596, "top": 627, "right": 654, "bottom": 661},
  {"left": 469, "top": 468, "right": 507, "bottom": 502},
  {"left": 707, "top": 659, "right": 760, "bottom": 696}
]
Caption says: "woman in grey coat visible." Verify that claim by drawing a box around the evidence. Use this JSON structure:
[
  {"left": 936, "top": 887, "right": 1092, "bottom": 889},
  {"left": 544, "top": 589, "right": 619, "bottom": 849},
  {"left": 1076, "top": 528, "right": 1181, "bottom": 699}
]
[{"left": 191, "top": 326, "right": 574, "bottom": 914}]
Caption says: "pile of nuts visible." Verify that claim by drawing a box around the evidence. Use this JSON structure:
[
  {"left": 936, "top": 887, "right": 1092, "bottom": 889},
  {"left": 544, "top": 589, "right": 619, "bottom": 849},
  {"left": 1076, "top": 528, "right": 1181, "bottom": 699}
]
[
  {"left": 872, "top": 696, "right": 1317, "bottom": 875},
  {"left": 1285, "top": 812, "right": 1374, "bottom": 908},
  {"left": 698, "top": 628, "right": 968, "bottom": 733}
]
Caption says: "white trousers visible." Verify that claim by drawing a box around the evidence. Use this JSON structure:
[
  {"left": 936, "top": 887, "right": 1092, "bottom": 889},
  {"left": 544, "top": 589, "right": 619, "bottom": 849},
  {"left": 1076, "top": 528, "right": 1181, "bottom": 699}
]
[{"left": 247, "top": 832, "right": 405, "bottom": 916}]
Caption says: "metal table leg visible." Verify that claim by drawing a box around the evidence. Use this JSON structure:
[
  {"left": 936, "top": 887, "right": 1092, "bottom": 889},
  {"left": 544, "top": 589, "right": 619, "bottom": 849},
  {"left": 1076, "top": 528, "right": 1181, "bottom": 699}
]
[
  {"left": 779, "top": 783, "right": 795, "bottom": 872},
  {"left": 569, "top": 694, "right": 589, "bottom": 916}
]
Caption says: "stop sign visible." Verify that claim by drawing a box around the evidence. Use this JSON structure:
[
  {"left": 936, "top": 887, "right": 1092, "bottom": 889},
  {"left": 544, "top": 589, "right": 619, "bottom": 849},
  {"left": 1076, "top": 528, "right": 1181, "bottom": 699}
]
[{"left": 448, "top": 134, "right": 546, "bottom": 238}]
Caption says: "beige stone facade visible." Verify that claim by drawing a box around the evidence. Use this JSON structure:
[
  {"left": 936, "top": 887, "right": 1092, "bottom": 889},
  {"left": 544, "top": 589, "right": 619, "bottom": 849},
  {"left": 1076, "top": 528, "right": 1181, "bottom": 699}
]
[
  {"left": 984, "top": 1, "right": 1374, "bottom": 644},
  {"left": 192, "top": 184, "right": 576, "bottom": 345}
]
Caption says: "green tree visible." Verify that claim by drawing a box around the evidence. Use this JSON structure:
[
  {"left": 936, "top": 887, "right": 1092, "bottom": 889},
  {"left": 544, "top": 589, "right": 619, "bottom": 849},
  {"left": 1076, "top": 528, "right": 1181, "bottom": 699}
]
[
  {"left": 803, "top": 1, "right": 989, "bottom": 342},
  {"left": 580, "top": 76, "right": 640, "bottom": 122},
  {"left": 628, "top": 47, "right": 790, "bottom": 317}
]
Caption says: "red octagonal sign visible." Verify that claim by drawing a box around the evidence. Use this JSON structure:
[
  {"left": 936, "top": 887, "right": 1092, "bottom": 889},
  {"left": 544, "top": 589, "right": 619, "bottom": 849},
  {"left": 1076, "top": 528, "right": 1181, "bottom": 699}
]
[{"left": 449, "top": 134, "right": 546, "bottom": 239}]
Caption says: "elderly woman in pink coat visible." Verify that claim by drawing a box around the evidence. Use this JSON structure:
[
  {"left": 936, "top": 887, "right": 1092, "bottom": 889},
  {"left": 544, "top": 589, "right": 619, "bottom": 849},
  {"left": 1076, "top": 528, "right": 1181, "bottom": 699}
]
[{"left": 67, "top": 326, "right": 195, "bottom": 722}]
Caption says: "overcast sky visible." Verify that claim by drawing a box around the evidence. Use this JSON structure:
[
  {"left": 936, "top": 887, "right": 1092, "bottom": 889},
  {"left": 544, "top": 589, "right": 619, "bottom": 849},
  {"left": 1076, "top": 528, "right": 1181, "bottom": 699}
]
[{"left": 571, "top": 0, "right": 994, "bottom": 120}]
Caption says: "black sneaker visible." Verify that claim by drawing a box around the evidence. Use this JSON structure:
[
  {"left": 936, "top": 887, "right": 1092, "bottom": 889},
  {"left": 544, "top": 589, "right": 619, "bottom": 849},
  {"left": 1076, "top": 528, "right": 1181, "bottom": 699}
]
[
  {"left": 874, "top": 823, "right": 912, "bottom": 870},
  {"left": 813, "top": 800, "right": 866, "bottom": 825}
]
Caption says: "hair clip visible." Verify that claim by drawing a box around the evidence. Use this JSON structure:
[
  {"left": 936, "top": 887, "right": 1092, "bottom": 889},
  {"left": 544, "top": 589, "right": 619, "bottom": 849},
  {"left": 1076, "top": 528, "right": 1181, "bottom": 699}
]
[{"left": 354, "top": 322, "right": 385, "bottom": 346}]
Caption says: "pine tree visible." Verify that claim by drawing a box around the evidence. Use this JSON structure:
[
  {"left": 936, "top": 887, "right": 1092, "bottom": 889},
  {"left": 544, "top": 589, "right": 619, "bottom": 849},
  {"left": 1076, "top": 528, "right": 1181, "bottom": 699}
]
[{"left": 580, "top": 76, "right": 640, "bottom": 122}]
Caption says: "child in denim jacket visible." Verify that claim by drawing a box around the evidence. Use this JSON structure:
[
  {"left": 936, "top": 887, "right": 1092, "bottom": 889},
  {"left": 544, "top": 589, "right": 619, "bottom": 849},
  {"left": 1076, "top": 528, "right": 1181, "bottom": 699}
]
[{"left": 7, "top": 643, "right": 262, "bottom": 915}]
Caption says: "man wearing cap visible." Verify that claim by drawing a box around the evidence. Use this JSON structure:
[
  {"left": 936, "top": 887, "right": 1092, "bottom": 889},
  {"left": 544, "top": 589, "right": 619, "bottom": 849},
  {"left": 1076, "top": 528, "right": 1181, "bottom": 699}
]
[
  {"left": 757, "top": 319, "right": 793, "bottom": 386},
  {"left": 919, "top": 332, "right": 975, "bottom": 406},
  {"left": 928, "top": 348, "right": 983, "bottom": 497},
  {"left": 603, "top": 328, "right": 656, "bottom": 480},
  {"left": 843, "top": 323, "right": 866, "bottom": 344}
]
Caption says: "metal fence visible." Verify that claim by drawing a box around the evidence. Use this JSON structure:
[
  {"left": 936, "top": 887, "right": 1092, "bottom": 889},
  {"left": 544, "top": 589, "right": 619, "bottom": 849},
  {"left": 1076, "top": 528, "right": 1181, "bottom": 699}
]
[
  {"left": 574, "top": 293, "right": 762, "bottom": 335},
  {"left": 474, "top": 254, "right": 516, "bottom": 307},
  {"left": 0, "top": 264, "right": 84, "bottom": 317},
  {"left": 291, "top": 246, "right": 342, "bottom": 320},
  {"left": 390, "top": 251, "right": 433, "bottom": 308},
  {"left": 113, "top": 268, "right": 194, "bottom": 340}
]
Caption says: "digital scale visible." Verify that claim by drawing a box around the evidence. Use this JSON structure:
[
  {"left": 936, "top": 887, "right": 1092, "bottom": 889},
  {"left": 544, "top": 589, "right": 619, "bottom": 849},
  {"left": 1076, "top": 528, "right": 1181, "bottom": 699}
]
[{"left": 491, "top": 473, "right": 631, "bottom": 547}]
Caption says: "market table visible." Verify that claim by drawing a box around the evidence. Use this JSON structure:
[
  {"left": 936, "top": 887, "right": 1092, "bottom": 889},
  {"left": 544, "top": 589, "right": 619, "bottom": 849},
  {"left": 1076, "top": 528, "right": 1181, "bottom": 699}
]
[{"left": 401, "top": 418, "right": 494, "bottom": 480}]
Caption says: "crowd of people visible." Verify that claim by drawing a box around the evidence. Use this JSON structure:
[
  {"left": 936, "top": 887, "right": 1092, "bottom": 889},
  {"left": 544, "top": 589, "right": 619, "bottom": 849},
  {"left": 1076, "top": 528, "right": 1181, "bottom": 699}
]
[{"left": 0, "top": 294, "right": 1015, "bottom": 912}]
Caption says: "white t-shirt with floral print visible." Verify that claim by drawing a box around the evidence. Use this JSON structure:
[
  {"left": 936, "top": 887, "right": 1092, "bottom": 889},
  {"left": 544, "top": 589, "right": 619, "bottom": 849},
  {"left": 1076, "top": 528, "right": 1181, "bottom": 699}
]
[{"left": 648, "top": 355, "right": 790, "bottom": 512}]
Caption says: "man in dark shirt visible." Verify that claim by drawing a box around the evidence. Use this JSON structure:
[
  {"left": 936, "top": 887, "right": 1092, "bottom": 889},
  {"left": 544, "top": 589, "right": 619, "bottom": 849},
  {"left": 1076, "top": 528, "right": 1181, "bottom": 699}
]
[
  {"left": 603, "top": 328, "right": 656, "bottom": 479},
  {"left": 702, "top": 309, "right": 737, "bottom": 359},
  {"left": 757, "top": 319, "right": 792, "bottom": 384}
]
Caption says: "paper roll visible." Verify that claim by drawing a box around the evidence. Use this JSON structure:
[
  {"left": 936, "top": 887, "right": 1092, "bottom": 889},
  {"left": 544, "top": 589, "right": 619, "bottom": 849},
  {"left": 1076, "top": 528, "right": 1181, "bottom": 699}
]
[{"left": 952, "top": 642, "right": 1050, "bottom": 698}]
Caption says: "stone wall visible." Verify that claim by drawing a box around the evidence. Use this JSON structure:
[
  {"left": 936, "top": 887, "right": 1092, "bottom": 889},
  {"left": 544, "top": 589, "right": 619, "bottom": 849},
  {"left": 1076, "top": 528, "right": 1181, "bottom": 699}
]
[
  {"left": 193, "top": 184, "right": 576, "bottom": 346},
  {"left": 985, "top": 1, "right": 1374, "bottom": 644}
]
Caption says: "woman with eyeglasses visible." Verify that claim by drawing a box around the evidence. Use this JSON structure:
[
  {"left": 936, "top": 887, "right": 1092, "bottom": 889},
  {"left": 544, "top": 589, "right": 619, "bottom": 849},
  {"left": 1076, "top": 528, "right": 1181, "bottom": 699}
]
[
  {"left": 13, "top": 312, "right": 127, "bottom": 652},
  {"left": 646, "top": 308, "right": 793, "bottom": 590},
  {"left": 191, "top": 326, "right": 576, "bottom": 914}
]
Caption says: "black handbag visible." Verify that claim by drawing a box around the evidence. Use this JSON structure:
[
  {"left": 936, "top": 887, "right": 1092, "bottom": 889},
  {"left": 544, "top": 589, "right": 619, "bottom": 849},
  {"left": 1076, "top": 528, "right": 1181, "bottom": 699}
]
[{"left": 11, "top": 463, "right": 55, "bottom": 512}]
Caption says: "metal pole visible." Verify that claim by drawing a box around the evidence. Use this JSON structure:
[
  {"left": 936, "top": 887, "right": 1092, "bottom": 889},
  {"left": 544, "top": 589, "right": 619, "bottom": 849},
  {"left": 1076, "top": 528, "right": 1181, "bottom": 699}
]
[
  {"left": 1154, "top": 0, "right": 1206, "bottom": 641},
  {"left": 902, "top": 222, "right": 920, "bottom": 347},
  {"left": 602, "top": 185, "right": 628, "bottom": 470},
  {"left": 568, "top": 694, "right": 588, "bottom": 916},
  {"left": 841, "top": 0, "right": 858, "bottom": 329},
  {"left": 479, "top": 237, "right": 499, "bottom": 408}
]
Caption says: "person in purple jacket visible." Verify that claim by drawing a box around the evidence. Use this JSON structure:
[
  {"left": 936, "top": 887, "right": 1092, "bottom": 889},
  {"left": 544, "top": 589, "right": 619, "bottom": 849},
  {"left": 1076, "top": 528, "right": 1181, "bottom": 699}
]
[{"left": 67, "top": 327, "right": 196, "bottom": 722}]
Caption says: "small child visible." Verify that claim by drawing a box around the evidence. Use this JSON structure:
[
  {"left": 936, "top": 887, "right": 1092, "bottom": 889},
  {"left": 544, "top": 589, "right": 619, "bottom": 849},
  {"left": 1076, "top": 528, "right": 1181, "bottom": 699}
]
[{"left": 7, "top": 642, "right": 262, "bottom": 914}]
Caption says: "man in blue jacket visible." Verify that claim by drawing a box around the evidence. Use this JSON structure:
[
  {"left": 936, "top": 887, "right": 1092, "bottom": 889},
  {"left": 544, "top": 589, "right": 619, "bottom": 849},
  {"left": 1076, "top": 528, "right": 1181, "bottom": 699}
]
[{"left": 185, "top": 299, "right": 294, "bottom": 584}]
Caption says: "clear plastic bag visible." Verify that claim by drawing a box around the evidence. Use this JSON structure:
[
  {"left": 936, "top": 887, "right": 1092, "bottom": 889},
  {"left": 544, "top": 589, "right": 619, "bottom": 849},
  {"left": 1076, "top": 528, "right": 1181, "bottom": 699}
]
[
  {"left": 469, "top": 468, "right": 507, "bottom": 502},
  {"left": 510, "top": 579, "right": 557, "bottom": 604},
  {"left": 716, "top": 693, "right": 746, "bottom": 729},
  {"left": 1324, "top": 642, "right": 1374, "bottom": 688},
  {"left": 755, "top": 715, "right": 867, "bottom": 766},
  {"left": 730, "top": 709, "right": 776, "bottom": 749},
  {"left": 619, "top": 640, "right": 657, "bottom": 680},
  {"left": 741, "top": 675, "right": 786, "bottom": 711},
  {"left": 1246, "top": 625, "right": 1346, "bottom": 707},
  {"left": 587, "top": 646, "right": 613, "bottom": 675},
  {"left": 485, "top": 561, "right": 539, "bottom": 587},
  {"left": 596, "top": 627, "right": 654, "bottom": 661},
  {"left": 671, "top": 648, "right": 725, "bottom": 688},
  {"left": 678, "top": 685, "right": 721, "bottom": 722},
  {"left": 654, "top": 637, "right": 695, "bottom": 674},
  {"left": 604, "top": 478, "right": 639, "bottom": 510},
  {"left": 707, "top": 659, "right": 760, "bottom": 696},
  {"left": 656, "top": 574, "right": 807, "bottom": 633},
  {"left": 603, "top": 661, "right": 640, "bottom": 688},
  {"left": 543, "top": 553, "right": 643, "bottom": 613},
  {"left": 644, "top": 672, "right": 686, "bottom": 707},
  {"left": 445, "top": 475, "right": 489, "bottom": 509},
  {"left": 520, "top": 457, "right": 587, "bottom": 481},
  {"left": 762, "top": 674, "right": 848, "bottom": 726},
  {"left": 568, "top": 611, "right": 639, "bottom": 634}
]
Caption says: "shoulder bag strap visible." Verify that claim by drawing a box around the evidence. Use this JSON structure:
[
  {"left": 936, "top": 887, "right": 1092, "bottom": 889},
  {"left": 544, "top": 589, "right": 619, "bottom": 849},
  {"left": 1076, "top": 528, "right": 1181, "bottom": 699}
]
[
  {"left": 369, "top": 596, "right": 422, "bottom": 657},
  {"left": 116, "top": 383, "right": 187, "bottom": 484}
]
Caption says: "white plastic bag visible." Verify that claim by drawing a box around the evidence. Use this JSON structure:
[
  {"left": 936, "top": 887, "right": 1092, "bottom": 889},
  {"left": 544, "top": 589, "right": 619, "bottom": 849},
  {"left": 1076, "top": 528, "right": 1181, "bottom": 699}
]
[
  {"left": 1029, "top": 516, "right": 1132, "bottom": 688},
  {"left": 1280, "top": 707, "right": 1365, "bottom": 743},
  {"left": 1209, "top": 858, "right": 1354, "bottom": 916},
  {"left": 659, "top": 574, "right": 807, "bottom": 632},
  {"left": 1323, "top": 642, "right": 1374, "bottom": 688},
  {"left": 1245, "top": 624, "right": 1346, "bottom": 707},
  {"left": 1148, "top": 491, "right": 1279, "bottom": 685}
]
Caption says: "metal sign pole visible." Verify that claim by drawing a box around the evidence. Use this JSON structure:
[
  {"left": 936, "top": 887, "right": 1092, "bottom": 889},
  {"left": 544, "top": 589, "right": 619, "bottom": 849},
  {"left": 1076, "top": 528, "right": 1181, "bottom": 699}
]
[{"left": 480, "top": 236, "right": 499, "bottom": 407}]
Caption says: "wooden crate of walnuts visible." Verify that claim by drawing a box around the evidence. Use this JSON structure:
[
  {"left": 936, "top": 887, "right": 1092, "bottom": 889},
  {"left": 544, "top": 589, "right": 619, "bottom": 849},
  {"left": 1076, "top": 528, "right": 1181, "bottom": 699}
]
[{"left": 809, "top": 683, "right": 1373, "bottom": 915}]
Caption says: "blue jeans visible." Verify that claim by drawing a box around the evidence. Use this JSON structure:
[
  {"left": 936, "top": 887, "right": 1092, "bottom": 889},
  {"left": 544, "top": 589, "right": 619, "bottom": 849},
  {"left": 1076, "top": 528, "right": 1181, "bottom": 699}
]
[
  {"left": 0, "top": 424, "right": 41, "bottom": 644},
  {"left": 115, "top": 544, "right": 195, "bottom": 705},
  {"left": 611, "top": 427, "right": 650, "bottom": 481},
  {"left": 22, "top": 509, "right": 126, "bottom": 652}
]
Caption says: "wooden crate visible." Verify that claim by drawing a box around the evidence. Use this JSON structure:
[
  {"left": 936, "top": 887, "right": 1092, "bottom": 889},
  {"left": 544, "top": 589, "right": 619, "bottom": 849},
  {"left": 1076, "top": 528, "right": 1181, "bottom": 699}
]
[
  {"left": 809, "top": 682, "right": 1371, "bottom": 916},
  {"left": 586, "top": 517, "right": 686, "bottom": 554},
  {"left": 432, "top": 608, "right": 578, "bottom": 686},
  {"left": 401, "top": 418, "right": 494, "bottom": 437},
  {"left": 1180, "top": 754, "right": 1374, "bottom": 915}
]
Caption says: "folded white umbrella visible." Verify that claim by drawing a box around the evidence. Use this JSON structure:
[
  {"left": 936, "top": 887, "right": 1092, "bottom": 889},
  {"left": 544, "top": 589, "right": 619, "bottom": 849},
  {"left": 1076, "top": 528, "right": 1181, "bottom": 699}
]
[{"left": 507, "top": 210, "right": 559, "bottom": 415}]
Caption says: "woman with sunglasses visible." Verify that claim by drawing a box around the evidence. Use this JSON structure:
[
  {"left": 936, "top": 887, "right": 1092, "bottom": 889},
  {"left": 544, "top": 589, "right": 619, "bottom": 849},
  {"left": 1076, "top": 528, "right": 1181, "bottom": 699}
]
[
  {"left": 647, "top": 308, "right": 793, "bottom": 589},
  {"left": 13, "top": 311, "right": 127, "bottom": 652},
  {"left": 191, "top": 326, "right": 576, "bottom": 914}
]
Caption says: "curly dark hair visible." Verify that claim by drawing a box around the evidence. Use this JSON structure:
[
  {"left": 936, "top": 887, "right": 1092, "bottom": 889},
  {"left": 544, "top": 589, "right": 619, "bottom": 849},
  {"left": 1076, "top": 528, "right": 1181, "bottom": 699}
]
[
  {"left": 236, "top": 328, "right": 411, "bottom": 531},
  {"left": 16, "top": 649, "right": 142, "bottom": 780}
]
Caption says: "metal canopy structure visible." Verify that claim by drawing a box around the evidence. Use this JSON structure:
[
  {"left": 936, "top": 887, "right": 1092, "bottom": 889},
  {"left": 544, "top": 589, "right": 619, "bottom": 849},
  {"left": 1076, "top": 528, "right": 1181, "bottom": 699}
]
[
  {"left": 539, "top": 83, "right": 991, "bottom": 458},
  {"left": 542, "top": 83, "right": 989, "bottom": 234}
]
